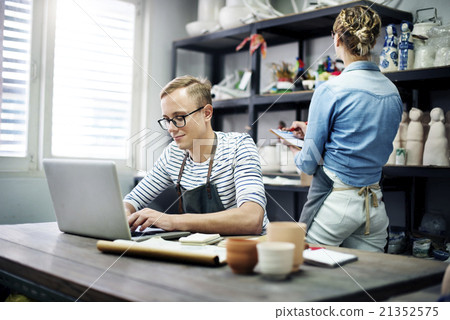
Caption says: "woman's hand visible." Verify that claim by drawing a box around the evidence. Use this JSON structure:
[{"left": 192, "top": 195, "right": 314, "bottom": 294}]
[{"left": 288, "top": 121, "right": 307, "bottom": 139}]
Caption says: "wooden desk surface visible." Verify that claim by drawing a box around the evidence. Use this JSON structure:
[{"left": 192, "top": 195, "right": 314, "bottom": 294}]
[{"left": 0, "top": 222, "right": 447, "bottom": 302}]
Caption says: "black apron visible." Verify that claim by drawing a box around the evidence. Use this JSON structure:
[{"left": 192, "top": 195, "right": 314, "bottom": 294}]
[{"left": 175, "top": 137, "right": 226, "bottom": 214}]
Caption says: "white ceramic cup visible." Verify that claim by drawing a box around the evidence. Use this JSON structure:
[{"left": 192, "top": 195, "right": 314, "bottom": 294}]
[{"left": 256, "top": 241, "right": 295, "bottom": 280}]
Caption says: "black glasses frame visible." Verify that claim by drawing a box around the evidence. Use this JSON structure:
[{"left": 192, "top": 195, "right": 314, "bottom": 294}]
[{"left": 158, "top": 106, "right": 205, "bottom": 130}]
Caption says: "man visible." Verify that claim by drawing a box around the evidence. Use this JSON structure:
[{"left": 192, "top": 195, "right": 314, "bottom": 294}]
[{"left": 124, "top": 75, "right": 268, "bottom": 235}]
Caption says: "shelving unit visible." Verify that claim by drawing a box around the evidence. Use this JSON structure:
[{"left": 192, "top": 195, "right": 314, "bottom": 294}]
[
  {"left": 172, "top": 0, "right": 412, "bottom": 139},
  {"left": 171, "top": 1, "right": 450, "bottom": 236}
]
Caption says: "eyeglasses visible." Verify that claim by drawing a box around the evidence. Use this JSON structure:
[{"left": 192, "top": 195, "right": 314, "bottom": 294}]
[{"left": 158, "top": 106, "right": 205, "bottom": 130}]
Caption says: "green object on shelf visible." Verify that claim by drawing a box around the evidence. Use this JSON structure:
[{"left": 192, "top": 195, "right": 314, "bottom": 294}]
[{"left": 5, "top": 293, "right": 32, "bottom": 302}]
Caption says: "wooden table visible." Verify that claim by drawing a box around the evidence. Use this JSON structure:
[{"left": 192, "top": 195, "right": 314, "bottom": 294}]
[{"left": 0, "top": 223, "right": 447, "bottom": 302}]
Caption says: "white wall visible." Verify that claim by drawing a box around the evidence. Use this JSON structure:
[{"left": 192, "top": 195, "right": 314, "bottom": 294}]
[{"left": 0, "top": 0, "right": 199, "bottom": 224}]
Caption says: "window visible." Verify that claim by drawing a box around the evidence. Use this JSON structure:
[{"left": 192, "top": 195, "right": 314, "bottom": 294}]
[
  {"left": 0, "top": 0, "right": 33, "bottom": 157},
  {"left": 51, "top": 0, "right": 136, "bottom": 159}
]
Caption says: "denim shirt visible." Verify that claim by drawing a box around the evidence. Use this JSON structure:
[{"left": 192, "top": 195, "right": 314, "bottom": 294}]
[{"left": 295, "top": 61, "right": 402, "bottom": 186}]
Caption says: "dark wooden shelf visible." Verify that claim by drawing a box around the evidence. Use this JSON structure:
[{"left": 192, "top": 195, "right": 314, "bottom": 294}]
[
  {"left": 212, "top": 97, "right": 250, "bottom": 110},
  {"left": 173, "top": 25, "right": 252, "bottom": 54},
  {"left": 173, "top": 0, "right": 412, "bottom": 54},
  {"left": 383, "top": 66, "right": 450, "bottom": 89},
  {"left": 257, "top": 0, "right": 412, "bottom": 45},
  {"left": 383, "top": 165, "right": 450, "bottom": 178},
  {"left": 254, "top": 91, "right": 314, "bottom": 106}
]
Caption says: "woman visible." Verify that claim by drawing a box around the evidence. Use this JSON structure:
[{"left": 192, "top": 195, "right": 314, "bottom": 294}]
[{"left": 288, "top": 5, "right": 402, "bottom": 252}]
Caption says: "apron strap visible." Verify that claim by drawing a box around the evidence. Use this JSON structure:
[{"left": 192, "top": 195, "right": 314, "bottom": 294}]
[
  {"left": 206, "top": 141, "right": 217, "bottom": 199},
  {"left": 176, "top": 133, "right": 218, "bottom": 212},
  {"left": 332, "top": 184, "right": 380, "bottom": 235},
  {"left": 176, "top": 153, "right": 189, "bottom": 214}
]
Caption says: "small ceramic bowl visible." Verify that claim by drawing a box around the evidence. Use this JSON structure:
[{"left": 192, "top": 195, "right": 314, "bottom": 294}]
[
  {"left": 302, "top": 80, "right": 315, "bottom": 90},
  {"left": 433, "top": 250, "right": 450, "bottom": 261},
  {"left": 226, "top": 238, "right": 258, "bottom": 274},
  {"left": 256, "top": 241, "right": 295, "bottom": 280}
]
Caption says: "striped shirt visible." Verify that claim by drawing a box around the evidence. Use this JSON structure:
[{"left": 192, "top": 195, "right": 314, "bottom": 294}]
[{"left": 124, "top": 131, "right": 268, "bottom": 229}]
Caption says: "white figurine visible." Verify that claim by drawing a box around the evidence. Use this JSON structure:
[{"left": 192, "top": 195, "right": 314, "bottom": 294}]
[
  {"left": 387, "top": 111, "right": 408, "bottom": 164},
  {"left": 406, "top": 108, "right": 423, "bottom": 165},
  {"left": 446, "top": 111, "right": 450, "bottom": 159},
  {"left": 423, "top": 107, "right": 450, "bottom": 166},
  {"left": 398, "top": 21, "right": 415, "bottom": 71},
  {"left": 422, "top": 111, "right": 431, "bottom": 142},
  {"left": 379, "top": 24, "right": 399, "bottom": 72}
]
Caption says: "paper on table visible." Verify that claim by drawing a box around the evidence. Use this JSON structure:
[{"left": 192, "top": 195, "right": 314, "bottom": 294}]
[
  {"left": 270, "top": 129, "right": 304, "bottom": 150},
  {"left": 303, "top": 248, "right": 358, "bottom": 268},
  {"left": 97, "top": 237, "right": 226, "bottom": 266}
]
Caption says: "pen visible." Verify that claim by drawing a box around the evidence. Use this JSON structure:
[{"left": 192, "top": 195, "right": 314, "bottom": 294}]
[{"left": 287, "top": 122, "right": 307, "bottom": 131}]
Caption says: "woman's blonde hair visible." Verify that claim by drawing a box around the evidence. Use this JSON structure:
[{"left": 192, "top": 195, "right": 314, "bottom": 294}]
[
  {"left": 333, "top": 5, "right": 381, "bottom": 57},
  {"left": 160, "top": 75, "right": 212, "bottom": 106}
]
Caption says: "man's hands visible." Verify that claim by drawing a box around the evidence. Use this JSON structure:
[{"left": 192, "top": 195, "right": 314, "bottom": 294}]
[{"left": 128, "top": 208, "right": 175, "bottom": 232}]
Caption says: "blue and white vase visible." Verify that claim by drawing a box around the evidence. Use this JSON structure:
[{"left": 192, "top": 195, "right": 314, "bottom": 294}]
[
  {"left": 379, "top": 24, "right": 398, "bottom": 72},
  {"left": 398, "top": 21, "right": 415, "bottom": 70}
]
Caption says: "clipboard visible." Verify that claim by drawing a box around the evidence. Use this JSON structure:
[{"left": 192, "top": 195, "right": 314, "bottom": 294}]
[{"left": 270, "top": 129, "right": 304, "bottom": 150}]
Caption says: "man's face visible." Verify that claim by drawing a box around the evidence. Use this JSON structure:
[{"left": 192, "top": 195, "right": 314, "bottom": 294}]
[{"left": 160, "top": 88, "right": 205, "bottom": 151}]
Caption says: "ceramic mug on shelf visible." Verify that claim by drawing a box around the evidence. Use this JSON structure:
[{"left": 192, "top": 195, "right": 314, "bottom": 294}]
[{"left": 267, "top": 221, "right": 306, "bottom": 270}]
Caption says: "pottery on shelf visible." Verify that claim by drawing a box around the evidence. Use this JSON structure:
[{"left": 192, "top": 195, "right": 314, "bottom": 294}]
[
  {"left": 379, "top": 24, "right": 399, "bottom": 72},
  {"left": 259, "top": 145, "right": 280, "bottom": 173},
  {"left": 388, "top": 111, "right": 409, "bottom": 165},
  {"left": 446, "top": 111, "right": 450, "bottom": 159},
  {"left": 405, "top": 108, "right": 423, "bottom": 165},
  {"left": 398, "top": 21, "right": 415, "bottom": 70},
  {"left": 185, "top": 0, "right": 224, "bottom": 36},
  {"left": 219, "top": 0, "right": 252, "bottom": 29},
  {"left": 423, "top": 107, "right": 450, "bottom": 166}
]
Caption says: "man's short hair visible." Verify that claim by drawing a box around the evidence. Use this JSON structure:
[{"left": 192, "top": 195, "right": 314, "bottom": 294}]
[{"left": 160, "top": 75, "right": 212, "bottom": 107}]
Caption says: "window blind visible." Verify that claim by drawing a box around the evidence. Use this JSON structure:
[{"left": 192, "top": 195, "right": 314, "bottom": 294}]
[
  {"left": 51, "top": 0, "right": 135, "bottom": 159},
  {"left": 0, "top": 0, "right": 32, "bottom": 157}
]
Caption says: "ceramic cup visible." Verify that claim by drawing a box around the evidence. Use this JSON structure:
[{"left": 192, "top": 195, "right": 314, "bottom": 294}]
[
  {"left": 256, "top": 241, "right": 295, "bottom": 280},
  {"left": 267, "top": 221, "right": 306, "bottom": 270},
  {"left": 226, "top": 238, "right": 258, "bottom": 274},
  {"left": 412, "top": 238, "right": 431, "bottom": 258}
]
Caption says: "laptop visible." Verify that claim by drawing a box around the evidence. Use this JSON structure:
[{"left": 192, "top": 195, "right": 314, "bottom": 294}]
[{"left": 43, "top": 158, "right": 189, "bottom": 241}]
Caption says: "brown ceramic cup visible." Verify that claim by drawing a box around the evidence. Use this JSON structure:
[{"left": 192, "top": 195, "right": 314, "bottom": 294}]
[
  {"left": 267, "top": 221, "right": 307, "bottom": 270},
  {"left": 226, "top": 238, "right": 258, "bottom": 274}
]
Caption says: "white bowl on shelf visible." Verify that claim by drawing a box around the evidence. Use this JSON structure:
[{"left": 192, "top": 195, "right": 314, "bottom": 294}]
[
  {"left": 185, "top": 20, "right": 220, "bottom": 37},
  {"left": 219, "top": 4, "right": 252, "bottom": 29}
]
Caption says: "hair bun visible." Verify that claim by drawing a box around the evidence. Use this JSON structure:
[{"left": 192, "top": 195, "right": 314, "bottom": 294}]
[{"left": 355, "top": 28, "right": 372, "bottom": 44}]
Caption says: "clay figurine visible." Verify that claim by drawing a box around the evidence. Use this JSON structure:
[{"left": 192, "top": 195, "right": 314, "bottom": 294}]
[
  {"left": 422, "top": 111, "right": 431, "bottom": 142},
  {"left": 446, "top": 111, "right": 450, "bottom": 159},
  {"left": 379, "top": 24, "right": 398, "bottom": 72},
  {"left": 387, "top": 111, "right": 409, "bottom": 164},
  {"left": 423, "top": 107, "right": 450, "bottom": 166},
  {"left": 405, "top": 108, "right": 423, "bottom": 165},
  {"left": 398, "top": 21, "right": 415, "bottom": 71}
]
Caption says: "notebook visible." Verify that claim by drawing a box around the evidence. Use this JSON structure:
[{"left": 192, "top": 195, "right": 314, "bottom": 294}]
[
  {"left": 303, "top": 248, "right": 358, "bottom": 268},
  {"left": 43, "top": 159, "right": 189, "bottom": 241}
]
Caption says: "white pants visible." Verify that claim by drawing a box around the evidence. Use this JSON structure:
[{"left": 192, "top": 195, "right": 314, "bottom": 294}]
[{"left": 306, "top": 167, "right": 389, "bottom": 252}]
